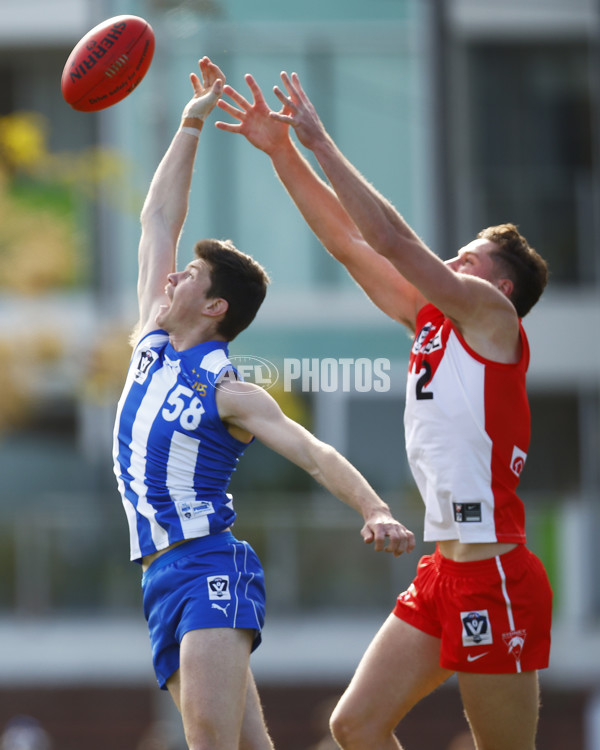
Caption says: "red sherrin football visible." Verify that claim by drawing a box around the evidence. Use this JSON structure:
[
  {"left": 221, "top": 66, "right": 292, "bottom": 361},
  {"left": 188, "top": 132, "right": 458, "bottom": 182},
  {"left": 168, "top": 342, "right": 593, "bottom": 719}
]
[{"left": 61, "top": 15, "right": 155, "bottom": 112}]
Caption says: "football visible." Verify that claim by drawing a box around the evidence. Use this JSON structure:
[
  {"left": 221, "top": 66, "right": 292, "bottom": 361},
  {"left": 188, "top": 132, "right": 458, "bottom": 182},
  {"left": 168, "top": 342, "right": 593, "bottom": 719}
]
[{"left": 61, "top": 15, "right": 155, "bottom": 112}]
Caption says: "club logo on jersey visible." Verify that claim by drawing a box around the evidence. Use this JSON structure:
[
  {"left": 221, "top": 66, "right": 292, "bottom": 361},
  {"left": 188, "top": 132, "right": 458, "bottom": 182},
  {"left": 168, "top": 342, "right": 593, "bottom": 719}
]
[
  {"left": 164, "top": 356, "right": 181, "bottom": 375},
  {"left": 453, "top": 503, "right": 482, "bottom": 523},
  {"left": 502, "top": 629, "right": 526, "bottom": 662},
  {"left": 510, "top": 445, "right": 528, "bottom": 477},
  {"left": 134, "top": 348, "right": 158, "bottom": 384},
  {"left": 411, "top": 323, "right": 443, "bottom": 356},
  {"left": 207, "top": 575, "right": 231, "bottom": 600},
  {"left": 461, "top": 610, "right": 493, "bottom": 646}
]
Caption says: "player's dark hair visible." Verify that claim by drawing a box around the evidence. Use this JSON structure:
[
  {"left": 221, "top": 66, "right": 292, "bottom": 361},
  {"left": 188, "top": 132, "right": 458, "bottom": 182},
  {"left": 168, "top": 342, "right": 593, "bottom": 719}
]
[
  {"left": 194, "top": 239, "right": 270, "bottom": 341},
  {"left": 478, "top": 223, "right": 548, "bottom": 317}
]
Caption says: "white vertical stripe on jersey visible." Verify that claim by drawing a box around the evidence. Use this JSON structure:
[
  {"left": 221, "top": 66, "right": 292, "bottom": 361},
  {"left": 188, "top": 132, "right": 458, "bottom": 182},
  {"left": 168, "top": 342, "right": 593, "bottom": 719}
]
[
  {"left": 128, "top": 365, "right": 175, "bottom": 553},
  {"left": 113, "top": 362, "right": 145, "bottom": 560},
  {"left": 121, "top": 495, "right": 142, "bottom": 560},
  {"left": 167, "top": 431, "right": 210, "bottom": 537},
  {"left": 495, "top": 555, "right": 521, "bottom": 673}
]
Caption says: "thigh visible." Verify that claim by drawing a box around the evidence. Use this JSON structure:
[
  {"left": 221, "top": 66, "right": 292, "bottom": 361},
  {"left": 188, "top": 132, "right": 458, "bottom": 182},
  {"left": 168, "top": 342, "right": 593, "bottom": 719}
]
[
  {"left": 168, "top": 627, "right": 254, "bottom": 749},
  {"left": 333, "top": 614, "right": 453, "bottom": 735},
  {"left": 457, "top": 670, "right": 539, "bottom": 750}
]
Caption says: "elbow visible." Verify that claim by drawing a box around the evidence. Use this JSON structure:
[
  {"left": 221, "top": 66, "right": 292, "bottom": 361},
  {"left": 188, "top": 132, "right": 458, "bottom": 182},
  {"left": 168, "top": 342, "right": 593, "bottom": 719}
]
[
  {"left": 361, "top": 224, "right": 399, "bottom": 260},
  {"left": 140, "top": 204, "right": 179, "bottom": 246}
]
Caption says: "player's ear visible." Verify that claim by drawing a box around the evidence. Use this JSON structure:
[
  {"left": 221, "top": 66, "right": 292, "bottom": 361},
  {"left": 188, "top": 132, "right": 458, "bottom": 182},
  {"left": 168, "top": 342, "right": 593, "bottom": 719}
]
[
  {"left": 497, "top": 278, "right": 514, "bottom": 298},
  {"left": 204, "top": 297, "right": 228, "bottom": 317}
]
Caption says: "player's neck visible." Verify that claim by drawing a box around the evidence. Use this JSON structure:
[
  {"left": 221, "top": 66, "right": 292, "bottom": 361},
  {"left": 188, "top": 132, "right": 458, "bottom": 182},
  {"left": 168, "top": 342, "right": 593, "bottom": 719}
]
[{"left": 168, "top": 327, "right": 226, "bottom": 352}]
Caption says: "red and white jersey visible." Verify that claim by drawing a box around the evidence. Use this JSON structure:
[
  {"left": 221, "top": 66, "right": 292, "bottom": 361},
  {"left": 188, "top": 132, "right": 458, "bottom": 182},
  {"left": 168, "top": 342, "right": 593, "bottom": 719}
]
[{"left": 404, "top": 304, "right": 530, "bottom": 544}]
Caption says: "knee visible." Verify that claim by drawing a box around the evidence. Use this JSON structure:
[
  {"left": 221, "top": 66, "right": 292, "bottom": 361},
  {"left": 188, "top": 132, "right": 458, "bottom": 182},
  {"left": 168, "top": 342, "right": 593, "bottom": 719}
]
[
  {"left": 330, "top": 704, "right": 375, "bottom": 749},
  {"left": 329, "top": 706, "right": 355, "bottom": 748},
  {"left": 184, "top": 723, "right": 220, "bottom": 750}
]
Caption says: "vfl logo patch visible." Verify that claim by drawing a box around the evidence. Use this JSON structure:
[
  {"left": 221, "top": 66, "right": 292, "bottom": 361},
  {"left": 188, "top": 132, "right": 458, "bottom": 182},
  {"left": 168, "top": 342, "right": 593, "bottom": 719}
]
[
  {"left": 207, "top": 575, "right": 230, "bottom": 601},
  {"left": 134, "top": 348, "right": 158, "bottom": 383},
  {"left": 461, "top": 610, "right": 493, "bottom": 646},
  {"left": 510, "top": 445, "right": 528, "bottom": 477}
]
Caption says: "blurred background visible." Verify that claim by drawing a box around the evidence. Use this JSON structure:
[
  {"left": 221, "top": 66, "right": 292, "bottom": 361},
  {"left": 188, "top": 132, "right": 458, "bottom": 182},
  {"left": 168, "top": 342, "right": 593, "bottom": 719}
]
[{"left": 0, "top": 0, "right": 599, "bottom": 747}]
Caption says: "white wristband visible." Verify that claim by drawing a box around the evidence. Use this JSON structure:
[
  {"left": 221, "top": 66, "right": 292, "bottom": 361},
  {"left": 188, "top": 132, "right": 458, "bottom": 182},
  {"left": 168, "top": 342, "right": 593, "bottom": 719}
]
[{"left": 180, "top": 126, "right": 201, "bottom": 139}]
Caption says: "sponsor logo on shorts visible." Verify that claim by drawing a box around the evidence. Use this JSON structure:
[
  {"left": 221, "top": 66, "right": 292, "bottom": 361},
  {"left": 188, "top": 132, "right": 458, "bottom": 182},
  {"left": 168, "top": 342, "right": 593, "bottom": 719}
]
[
  {"left": 466, "top": 652, "right": 489, "bottom": 662},
  {"left": 211, "top": 602, "right": 230, "bottom": 616},
  {"left": 461, "top": 610, "right": 493, "bottom": 646},
  {"left": 502, "top": 629, "right": 526, "bottom": 662},
  {"left": 207, "top": 575, "right": 231, "bottom": 600}
]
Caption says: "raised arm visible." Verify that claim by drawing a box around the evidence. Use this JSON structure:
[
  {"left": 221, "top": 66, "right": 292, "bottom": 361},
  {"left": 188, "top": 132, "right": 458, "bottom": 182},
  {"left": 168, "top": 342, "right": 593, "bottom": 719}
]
[
  {"left": 135, "top": 57, "right": 224, "bottom": 342},
  {"left": 216, "top": 380, "right": 415, "bottom": 557},
  {"left": 271, "top": 73, "right": 518, "bottom": 341},
  {"left": 215, "top": 75, "right": 424, "bottom": 329}
]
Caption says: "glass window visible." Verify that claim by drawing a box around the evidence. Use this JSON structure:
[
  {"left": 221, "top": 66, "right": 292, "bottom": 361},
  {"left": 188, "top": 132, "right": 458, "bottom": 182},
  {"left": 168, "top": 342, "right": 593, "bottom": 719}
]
[{"left": 464, "top": 42, "right": 594, "bottom": 284}]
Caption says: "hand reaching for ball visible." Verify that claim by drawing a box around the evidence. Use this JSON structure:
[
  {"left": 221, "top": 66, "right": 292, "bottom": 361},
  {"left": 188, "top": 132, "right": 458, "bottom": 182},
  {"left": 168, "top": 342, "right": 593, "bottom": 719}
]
[{"left": 181, "top": 57, "right": 226, "bottom": 125}]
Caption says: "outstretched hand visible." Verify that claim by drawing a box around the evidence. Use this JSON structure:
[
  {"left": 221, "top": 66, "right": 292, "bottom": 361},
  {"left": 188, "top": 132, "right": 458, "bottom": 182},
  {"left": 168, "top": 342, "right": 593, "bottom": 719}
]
[
  {"left": 215, "top": 74, "right": 291, "bottom": 155},
  {"left": 270, "top": 71, "right": 327, "bottom": 151},
  {"left": 361, "top": 511, "right": 416, "bottom": 557},
  {"left": 181, "top": 56, "right": 225, "bottom": 124}
]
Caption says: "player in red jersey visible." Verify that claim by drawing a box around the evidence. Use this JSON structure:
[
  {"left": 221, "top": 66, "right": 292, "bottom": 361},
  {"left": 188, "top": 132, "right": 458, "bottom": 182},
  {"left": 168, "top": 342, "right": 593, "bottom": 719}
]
[{"left": 216, "top": 73, "right": 551, "bottom": 750}]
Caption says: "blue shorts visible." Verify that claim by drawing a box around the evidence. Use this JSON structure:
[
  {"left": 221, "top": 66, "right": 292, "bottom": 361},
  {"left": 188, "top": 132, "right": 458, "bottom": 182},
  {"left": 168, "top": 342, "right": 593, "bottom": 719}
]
[{"left": 141, "top": 531, "right": 266, "bottom": 689}]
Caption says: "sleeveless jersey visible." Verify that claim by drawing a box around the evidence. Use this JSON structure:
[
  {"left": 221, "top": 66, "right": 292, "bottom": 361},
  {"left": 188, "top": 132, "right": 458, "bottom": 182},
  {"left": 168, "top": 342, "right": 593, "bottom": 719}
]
[
  {"left": 404, "top": 304, "right": 530, "bottom": 544},
  {"left": 113, "top": 331, "right": 251, "bottom": 562}
]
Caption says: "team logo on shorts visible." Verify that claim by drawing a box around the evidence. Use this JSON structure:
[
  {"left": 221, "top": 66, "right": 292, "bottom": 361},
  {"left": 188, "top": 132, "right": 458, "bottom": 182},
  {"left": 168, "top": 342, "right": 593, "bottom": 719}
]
[
  {"left": 461, "top": 610, "right": 493, "bottom": 646},
  {"left": 207, "top": 575, "right": 231, "bottom": 600},
  {"left": 502, "top": 629, "right": 526, "bottom": 662},
  {"left": 398, "top": 583, "right": 417, "bottom": 604}
]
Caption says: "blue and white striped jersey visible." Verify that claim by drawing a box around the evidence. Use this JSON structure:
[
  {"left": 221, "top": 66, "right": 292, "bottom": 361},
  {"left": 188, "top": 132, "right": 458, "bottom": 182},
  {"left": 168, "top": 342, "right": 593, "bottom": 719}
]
[{"left": 113, "top": 330, "right": 251, "bottom": 562}]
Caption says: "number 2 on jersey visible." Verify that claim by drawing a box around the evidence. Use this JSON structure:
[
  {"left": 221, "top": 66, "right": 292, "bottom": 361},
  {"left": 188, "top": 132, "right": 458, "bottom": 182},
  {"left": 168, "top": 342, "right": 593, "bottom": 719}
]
[{"left": 415, "top": 361, "right": 434, "bottom": 400}]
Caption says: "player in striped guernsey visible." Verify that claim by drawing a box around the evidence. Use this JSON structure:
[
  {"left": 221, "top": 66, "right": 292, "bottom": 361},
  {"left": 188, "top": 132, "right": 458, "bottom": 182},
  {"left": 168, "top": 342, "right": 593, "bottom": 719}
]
[
  {"left": 113, "top": 57, "right": 415, "bottom": 750},
  {"left": 216, "top": 73, "right": 553, "bottom": 749}
]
